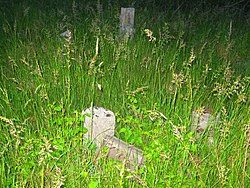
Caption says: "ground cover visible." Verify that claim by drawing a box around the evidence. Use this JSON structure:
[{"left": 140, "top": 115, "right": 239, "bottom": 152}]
[{"left": 0, "top": 0, "right": 249, "bottom": 187}]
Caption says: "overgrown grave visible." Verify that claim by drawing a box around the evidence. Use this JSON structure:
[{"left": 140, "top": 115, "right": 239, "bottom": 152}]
[
  {"left": 82, "top": 106, "right": 144, "bottom": 171},
  {"left": 191, "top": 108, "right": 220, "bottom": 145}
]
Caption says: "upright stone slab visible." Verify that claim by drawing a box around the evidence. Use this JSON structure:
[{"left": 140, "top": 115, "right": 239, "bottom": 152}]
[
  {"left": 119, "top": 8, "right": 135, "bottom": 40},
  {"left": 191, "top": 109, "right": 220, "bottom": 145},
  {"left": 82, "top": 106, "right": 115, "bottom": 148}
]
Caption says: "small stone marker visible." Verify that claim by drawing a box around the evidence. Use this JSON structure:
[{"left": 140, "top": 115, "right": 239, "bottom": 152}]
[
  {"left": 60, "top": 30, "right": 72, "bottom": 38},
  {"left": 60, "top": 30, "right": 73, "bottom": 42},
  {"left": 119, "top": 7, "right": 135, "bottom": 40},
  {"left": 191, "top": 109, "right": 220, "bottom": 145},
  {"left": 82, "top": 106, "right": 144, "bottom": 170}
]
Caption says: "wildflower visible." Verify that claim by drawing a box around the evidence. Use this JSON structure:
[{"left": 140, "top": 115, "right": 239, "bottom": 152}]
[{"left": 144, "top": 29, "right": 156, "bottom": 42}]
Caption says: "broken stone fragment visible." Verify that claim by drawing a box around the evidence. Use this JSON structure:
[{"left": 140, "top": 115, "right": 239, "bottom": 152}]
[{"left": 103, "top": 135, "right": 144, "bottom": 170}]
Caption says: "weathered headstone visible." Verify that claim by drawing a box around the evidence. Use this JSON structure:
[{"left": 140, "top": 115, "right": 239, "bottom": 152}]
[
  {"left": 119, "top": 8, "right": 135, "bottom": 40},
  {"left": 82, "top": 106, "right": 115, "bottom": 148},
  {"left": 191, "top": 109, "right": 220, "bottom": 145},
  {"left": 82, "top": 106, "right": 144, "bottom": 170}
]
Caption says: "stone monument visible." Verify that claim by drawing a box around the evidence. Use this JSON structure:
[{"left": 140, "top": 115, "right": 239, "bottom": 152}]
[{"left": 82, "top": 106, "right": 144, "bottom": 170}]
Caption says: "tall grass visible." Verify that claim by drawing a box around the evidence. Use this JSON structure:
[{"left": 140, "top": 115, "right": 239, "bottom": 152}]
[{"left": 0, "top": 0, "right": 249, "bottom": 187}]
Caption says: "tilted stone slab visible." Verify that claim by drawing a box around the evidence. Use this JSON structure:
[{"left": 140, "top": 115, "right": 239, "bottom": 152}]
[{"left": 103, "top": 135, "right": 144, "bottom": 170}]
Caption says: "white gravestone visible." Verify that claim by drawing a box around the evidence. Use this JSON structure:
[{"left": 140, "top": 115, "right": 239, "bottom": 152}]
[
  {"left": 82, "top": 106, "right": 115, "bottom": 148},
  {"left": 82, "top": 106, "right": 144, "bottom": 170}
]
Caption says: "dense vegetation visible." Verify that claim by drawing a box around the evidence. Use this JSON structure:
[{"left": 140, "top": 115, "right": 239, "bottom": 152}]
[{"left": 0, "top": 0, "right": 249, "bottom": 187}]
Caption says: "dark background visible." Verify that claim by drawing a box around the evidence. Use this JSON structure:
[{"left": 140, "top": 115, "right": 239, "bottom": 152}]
[{"left": 0, "top": 0, "right": 249, "bottom": 14}]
